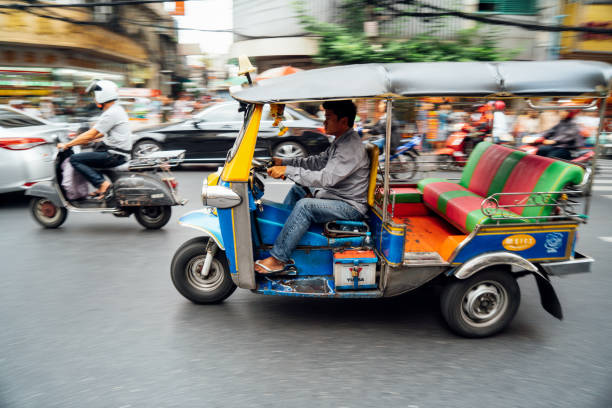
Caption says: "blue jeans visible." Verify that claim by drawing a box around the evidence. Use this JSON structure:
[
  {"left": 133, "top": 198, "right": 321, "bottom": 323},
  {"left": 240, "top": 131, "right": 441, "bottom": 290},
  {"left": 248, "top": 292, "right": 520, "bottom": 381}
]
[
  {"left": 70, "top": 152, "right": 126, "bottom": 188},
  {"left": 270, "top": 184, "right": 363, "bottom": 263}
]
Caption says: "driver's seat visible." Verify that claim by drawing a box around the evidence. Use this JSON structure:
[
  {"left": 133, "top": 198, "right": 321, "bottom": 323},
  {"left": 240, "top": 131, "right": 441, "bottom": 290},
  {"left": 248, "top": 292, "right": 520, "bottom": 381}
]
[{"left": 321, "top": 143, "right": 378, "bottom": 239}]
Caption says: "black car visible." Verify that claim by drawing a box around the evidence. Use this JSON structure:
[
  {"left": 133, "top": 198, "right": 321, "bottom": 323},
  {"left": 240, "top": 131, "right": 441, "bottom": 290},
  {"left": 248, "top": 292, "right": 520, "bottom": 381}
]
[{"left": 131, "top": 102, "right": 329, "bottom": 163}]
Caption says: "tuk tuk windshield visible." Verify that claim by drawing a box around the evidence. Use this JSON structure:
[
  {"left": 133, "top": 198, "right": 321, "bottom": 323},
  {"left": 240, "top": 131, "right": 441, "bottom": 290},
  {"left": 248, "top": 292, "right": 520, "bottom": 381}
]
[{"left": 226, "top": 103, "right": 255, "bottom": 163}]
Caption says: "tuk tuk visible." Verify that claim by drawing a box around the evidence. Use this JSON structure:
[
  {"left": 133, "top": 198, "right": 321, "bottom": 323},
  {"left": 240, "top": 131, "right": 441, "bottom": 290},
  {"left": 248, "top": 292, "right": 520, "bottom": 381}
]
[{"left": 171, "top": 59, "right": 611, "bottom": 337}]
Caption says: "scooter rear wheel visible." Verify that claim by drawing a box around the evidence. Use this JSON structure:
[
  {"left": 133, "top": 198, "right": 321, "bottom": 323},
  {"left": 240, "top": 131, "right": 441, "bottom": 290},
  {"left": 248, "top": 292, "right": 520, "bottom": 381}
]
[
  {"left": 171, "top": 237, "right": 236, "bottom": 304},
  {"left": 30, "top": 197, "right": 67, "bottom": 229},
  {"left": 134, "top": 205, "right": 171, "bottom": 229}
]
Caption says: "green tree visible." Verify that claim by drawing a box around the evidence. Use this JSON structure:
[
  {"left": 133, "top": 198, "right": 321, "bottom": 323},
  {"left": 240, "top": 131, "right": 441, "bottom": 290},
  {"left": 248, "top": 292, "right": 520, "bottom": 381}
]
[{"left": 295, "top": 0, "right": 518, "bottom": 65}]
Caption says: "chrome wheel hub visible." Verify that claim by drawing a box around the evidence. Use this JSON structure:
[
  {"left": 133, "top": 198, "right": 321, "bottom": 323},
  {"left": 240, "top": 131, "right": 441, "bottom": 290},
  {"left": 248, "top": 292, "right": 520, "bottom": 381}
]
[
  {"left": 461, "top": 280, "right": 508, "bottom": 326},
  {"left": 275, "top": 144, "right": 304, "bottom": 159},
  {"left": 186, "top": 256, "right": 224, "bottom": 292},
  {"left": 134, "top": 143, "right": 161, "bottom": 158}
]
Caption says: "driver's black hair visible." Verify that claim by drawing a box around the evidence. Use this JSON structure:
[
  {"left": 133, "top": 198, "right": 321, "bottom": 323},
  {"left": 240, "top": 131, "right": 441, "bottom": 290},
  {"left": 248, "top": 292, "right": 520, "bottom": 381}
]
[{"left": 322, "top": 100, "right": 357, "bottom": 127}]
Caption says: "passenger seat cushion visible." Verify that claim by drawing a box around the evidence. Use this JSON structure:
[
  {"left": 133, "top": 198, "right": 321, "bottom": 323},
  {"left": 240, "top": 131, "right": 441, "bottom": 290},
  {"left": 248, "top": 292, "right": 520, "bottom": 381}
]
[
  {"left": 419, "top": 142, "right": 585, "bottom": 232},
  {"left": 389, "top": 187, "right": 422, "bottom": 203}
]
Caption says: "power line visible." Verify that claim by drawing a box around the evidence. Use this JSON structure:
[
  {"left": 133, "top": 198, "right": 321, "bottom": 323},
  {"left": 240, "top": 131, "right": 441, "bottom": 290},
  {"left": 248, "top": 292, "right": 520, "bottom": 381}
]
[
  {"left": 0, "top": 0, "right": 199, "bottom": 9},
  {"left": 380, "top": 1, "right": 612, "bottom": 35},
  {"left": 16, "top": 5, "right": 232, "bottom": 33}
]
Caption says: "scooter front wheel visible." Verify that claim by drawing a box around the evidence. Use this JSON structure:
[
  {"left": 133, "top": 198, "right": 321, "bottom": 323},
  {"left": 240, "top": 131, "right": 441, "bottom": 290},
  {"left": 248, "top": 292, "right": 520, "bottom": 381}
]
[
  {"left": 134, "top": 205, "right": 171, "bottom": 229},
  {"left": 29, "top": 197, "right": 67, "bottom": 228},
  {"left": 171, "top": 237, "right": 236, "bottom": 304}
]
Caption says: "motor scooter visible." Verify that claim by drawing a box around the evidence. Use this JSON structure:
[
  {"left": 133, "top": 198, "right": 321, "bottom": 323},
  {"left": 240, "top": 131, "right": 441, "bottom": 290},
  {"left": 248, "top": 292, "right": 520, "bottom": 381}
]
[
  {"left": 26, "top": 147, "right": 187, "bottom": 229},
  {"left": 434, "top": 123, "right": 485, "bottom": 169},
  {"left": 518, "top": 135, "right": 594, "bottom": 163}
]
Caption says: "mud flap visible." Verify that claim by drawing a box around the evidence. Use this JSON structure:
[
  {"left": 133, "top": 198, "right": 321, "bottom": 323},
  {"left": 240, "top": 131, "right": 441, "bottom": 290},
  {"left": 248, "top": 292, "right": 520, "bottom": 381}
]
[{"left": 534, "top": 273, "right": 563, "bottom": 320}]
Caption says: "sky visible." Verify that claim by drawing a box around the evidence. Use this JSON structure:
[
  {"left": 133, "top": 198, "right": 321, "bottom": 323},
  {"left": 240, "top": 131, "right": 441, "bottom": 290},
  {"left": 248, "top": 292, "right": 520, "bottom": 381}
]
[{"left": 167, "top": 0, "right": 233, "bottom": 55}]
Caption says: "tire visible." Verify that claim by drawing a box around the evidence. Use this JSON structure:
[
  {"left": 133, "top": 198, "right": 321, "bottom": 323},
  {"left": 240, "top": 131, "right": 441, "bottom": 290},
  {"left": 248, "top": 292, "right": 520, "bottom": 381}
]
[
  {"left": 389, "top": 153, "right": 417, "bottom": 180},
  {"left": 437, "top": 154, "right": 454, "bottom": 171},
  {"left": 440, "top": 269, "right": 520, "bottom": 338},
  {"left": 30, "top": 197, "right": 67, "bottom": 229},
  {"left": 132, "top": 139, "right": 162, "bottom": 158},
  {"left": 272, "top": 141, "right": 307, "bottom": 160},
  {"left": 170, "top": 237, "right": 236, "bottom": 304},
  {"left": 135, "top": 206, "right": 171, "bottom": 229}
]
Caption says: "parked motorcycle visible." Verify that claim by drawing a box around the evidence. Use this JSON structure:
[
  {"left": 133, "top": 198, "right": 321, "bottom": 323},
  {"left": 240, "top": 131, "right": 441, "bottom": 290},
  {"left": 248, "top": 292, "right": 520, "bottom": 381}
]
[
  {"left": 370, "top": 134, "right": 421, "bottom": 180},
  {"left": 26, "top": 147, "right": 186, "bottom": 229}
]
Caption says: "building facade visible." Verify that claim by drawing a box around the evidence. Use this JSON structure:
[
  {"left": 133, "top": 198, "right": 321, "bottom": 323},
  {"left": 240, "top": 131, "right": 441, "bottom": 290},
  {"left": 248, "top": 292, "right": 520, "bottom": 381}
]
[
  {"left": 0, "top": 1, "right": 185, "bottom": 102},
  {"left": 229, "top": 0, "right": 564, "bottom": 71},
  {"left": 559, "top": 0, "right": 612, "bottom": 62}
]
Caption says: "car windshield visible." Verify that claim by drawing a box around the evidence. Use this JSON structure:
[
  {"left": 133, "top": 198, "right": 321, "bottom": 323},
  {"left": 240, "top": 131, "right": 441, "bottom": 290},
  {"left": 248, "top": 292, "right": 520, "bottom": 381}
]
[
  {"left": 195, "top": 103, "right": 244, "bottom": 122},
  {"left": 226, "top": 104, "right": 255, "bottom": 162},
  {"left": 195, "top": 102, "right": 297, "bottom": 122},
  {"left": 0, "top": 108, "right": 45, "bottom": 128}
]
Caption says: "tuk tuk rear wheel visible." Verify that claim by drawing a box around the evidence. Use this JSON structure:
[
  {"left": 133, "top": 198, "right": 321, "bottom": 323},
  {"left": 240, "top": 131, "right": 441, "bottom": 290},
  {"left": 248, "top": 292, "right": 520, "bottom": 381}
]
[
  {"left": 30, "top": 198, "right": 67, "bottom": 229},
  {"left": 440, "top": 269, "right": 520, "bottom": 338},
  {"left": 171, "top": 237, "right": 236, "bottom": 304}
]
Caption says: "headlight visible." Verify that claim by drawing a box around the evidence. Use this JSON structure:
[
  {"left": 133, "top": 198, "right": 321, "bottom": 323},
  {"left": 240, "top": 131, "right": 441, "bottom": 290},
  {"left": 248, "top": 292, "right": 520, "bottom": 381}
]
[{"left": 201, "top": 178, "right": 242, "bottom": 208}]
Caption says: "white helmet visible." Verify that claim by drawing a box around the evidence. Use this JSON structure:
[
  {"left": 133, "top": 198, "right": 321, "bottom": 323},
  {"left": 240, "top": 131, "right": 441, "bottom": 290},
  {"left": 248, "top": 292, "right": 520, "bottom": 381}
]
[{"left": 86, "top": 79, "right": 119, "bottom": 104}]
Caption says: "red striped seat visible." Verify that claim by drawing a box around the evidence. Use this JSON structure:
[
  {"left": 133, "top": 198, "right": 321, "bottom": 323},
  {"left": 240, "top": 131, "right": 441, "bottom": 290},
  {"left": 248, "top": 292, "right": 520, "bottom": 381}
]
[{"left": 417, "top": 142, "right": 585, "bottom": 233}]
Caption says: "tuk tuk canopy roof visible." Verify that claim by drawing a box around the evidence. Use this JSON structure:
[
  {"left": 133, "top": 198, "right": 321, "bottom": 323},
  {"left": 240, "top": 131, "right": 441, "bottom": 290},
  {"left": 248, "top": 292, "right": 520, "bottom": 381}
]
[{"left": 232, "top": 60, "right": 612, "bottom": 103}]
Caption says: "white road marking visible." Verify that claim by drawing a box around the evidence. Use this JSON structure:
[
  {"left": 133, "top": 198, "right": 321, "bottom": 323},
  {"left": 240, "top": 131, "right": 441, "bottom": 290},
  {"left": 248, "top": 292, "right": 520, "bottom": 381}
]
[
  {"left": 599, "top": 237, "right": 612, "bottom": 243},
  {"left": 603, "top": 195, "right": 612, "bottom": 200},
  {"left": 592, "top": 186, "right": 612, "bottom": 191},
  {"left": 594, "top": 180, "right": 612, "bottom": 183}
]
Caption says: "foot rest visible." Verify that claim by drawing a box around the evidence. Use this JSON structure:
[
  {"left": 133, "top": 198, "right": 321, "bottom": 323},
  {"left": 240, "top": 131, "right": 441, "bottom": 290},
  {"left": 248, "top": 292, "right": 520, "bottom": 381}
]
[{"left": 324, "top": 220, "right": 370, "bottom": 238}]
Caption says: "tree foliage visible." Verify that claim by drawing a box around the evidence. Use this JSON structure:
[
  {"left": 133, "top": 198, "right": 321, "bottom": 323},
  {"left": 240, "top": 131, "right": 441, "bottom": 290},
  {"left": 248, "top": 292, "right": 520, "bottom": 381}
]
[{"left": 295, "top": 0, "right": 518, "bottom": 66}]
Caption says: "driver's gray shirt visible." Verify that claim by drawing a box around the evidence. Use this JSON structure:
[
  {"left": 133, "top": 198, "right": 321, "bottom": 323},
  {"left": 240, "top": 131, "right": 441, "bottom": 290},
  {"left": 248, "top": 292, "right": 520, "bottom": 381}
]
[{"left": 282, "top": 128, "right": 370, "bottom": 215}]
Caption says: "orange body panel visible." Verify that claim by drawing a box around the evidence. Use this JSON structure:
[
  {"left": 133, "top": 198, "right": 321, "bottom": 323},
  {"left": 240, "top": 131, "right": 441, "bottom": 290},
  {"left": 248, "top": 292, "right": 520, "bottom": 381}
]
[{"left": 397, "top": 215, "right": 467, "bottom": 261}]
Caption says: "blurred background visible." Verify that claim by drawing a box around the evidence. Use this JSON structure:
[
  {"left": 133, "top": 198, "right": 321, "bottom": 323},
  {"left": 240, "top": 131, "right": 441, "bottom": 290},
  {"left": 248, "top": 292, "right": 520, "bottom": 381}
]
[
  {"left": 1, "top": 0, "right": 611, "bottom": 123},
  {"left": 1, "top": 0, "right": 611, "bottom": 192}
]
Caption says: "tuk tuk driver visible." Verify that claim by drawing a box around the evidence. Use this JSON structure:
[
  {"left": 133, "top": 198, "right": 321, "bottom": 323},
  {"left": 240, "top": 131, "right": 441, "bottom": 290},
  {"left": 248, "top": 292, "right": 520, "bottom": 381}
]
[{"left": 254, "top": 100, "right": 371, "bottom": 274}]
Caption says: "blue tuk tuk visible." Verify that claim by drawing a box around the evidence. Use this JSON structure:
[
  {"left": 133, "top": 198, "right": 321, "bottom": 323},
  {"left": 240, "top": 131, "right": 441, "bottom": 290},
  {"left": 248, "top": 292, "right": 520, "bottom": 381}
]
[{"left": 170, "top": 59, "right": 610, "bottom": 337}]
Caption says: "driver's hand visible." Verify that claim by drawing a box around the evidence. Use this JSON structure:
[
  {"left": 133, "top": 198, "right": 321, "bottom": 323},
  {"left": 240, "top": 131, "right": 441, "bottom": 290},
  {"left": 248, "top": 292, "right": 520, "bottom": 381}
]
[
  {"left": 543, "top": 139, "right": 556, "bottom": 145},
  {"left": 57, "top": 143, "right": 67, "bottom": 151},
  {"left": 272, "top": 157, "right": 284, "bottom": 166},
  {"left": 267, "top": 166, "right": 286, "bottom": 179}
]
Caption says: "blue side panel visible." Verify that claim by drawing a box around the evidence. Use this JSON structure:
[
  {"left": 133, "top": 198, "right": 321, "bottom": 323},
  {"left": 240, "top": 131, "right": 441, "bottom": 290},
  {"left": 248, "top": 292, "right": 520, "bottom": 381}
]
[
  {"left": 217, "top": 207, "right": 237, "bottom": 274},
  {"left": 256, "top": 248, "right": 333, "bottom": 276},
  {"left": 368, "top": 210, "right": 404, "bottom": 265},
  {"left": 257, "top": 218, "right": 328, "bottom": 246},
  {"left": 255, "top": 276, "right": 382, "bottom": 298},
  {"left": 178, "top": 209, "right": 225, "bottom": 249},
  {"left": 452, "top": 230, "right": 572, "bottom": 264},
  {"left": 256, "top": 201, "right": 327, "bottom": 246}
]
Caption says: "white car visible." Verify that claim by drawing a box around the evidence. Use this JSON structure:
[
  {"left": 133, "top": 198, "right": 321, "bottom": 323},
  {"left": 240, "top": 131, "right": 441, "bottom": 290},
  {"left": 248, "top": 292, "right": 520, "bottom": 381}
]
[{"left": 0, "top": 106, "right": 71, "bottom": 194}]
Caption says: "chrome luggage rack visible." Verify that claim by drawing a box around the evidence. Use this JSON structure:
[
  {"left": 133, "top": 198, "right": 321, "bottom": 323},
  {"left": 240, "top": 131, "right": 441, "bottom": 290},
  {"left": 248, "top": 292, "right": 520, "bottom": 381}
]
[
  {"left": 127, "top": 150, "right": 185, "bottom": 171},
  {"left": 480, "top": 190, "right": 587, "bottom": 223}
]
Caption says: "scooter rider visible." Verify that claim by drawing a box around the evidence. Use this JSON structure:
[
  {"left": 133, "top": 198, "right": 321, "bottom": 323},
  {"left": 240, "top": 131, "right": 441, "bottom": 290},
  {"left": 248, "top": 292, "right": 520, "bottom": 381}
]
[
  {"left": 57, "top": 80, "right": 132, "bottom": 199},
  {"left": 537, "top": 104, "right": 583, "bottom": 160}
]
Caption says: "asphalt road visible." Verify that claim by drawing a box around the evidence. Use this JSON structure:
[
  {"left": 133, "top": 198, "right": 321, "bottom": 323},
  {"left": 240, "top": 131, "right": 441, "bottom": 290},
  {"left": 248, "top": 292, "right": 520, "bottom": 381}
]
[{"left": 1, "top": 162, "right": 612, "bottom": 408}]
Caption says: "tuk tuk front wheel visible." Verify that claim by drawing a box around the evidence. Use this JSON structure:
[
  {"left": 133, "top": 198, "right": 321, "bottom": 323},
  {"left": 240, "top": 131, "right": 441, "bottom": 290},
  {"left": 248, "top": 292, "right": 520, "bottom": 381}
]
[
  {"left": 440, "top": 270, "right": 520, "bottom": 338},
  {"left": 171, "top": 237, "right": 236, "bottom": 304},
  {"left": 30, "top": 198, "right": 67, "bottom": 229}
]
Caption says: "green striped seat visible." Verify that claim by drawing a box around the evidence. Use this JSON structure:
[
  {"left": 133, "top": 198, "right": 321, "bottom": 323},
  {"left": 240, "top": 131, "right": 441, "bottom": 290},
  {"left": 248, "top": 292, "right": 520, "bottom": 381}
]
[{"left": 417, "top": 142, "right": 585, "bottom": 233}]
